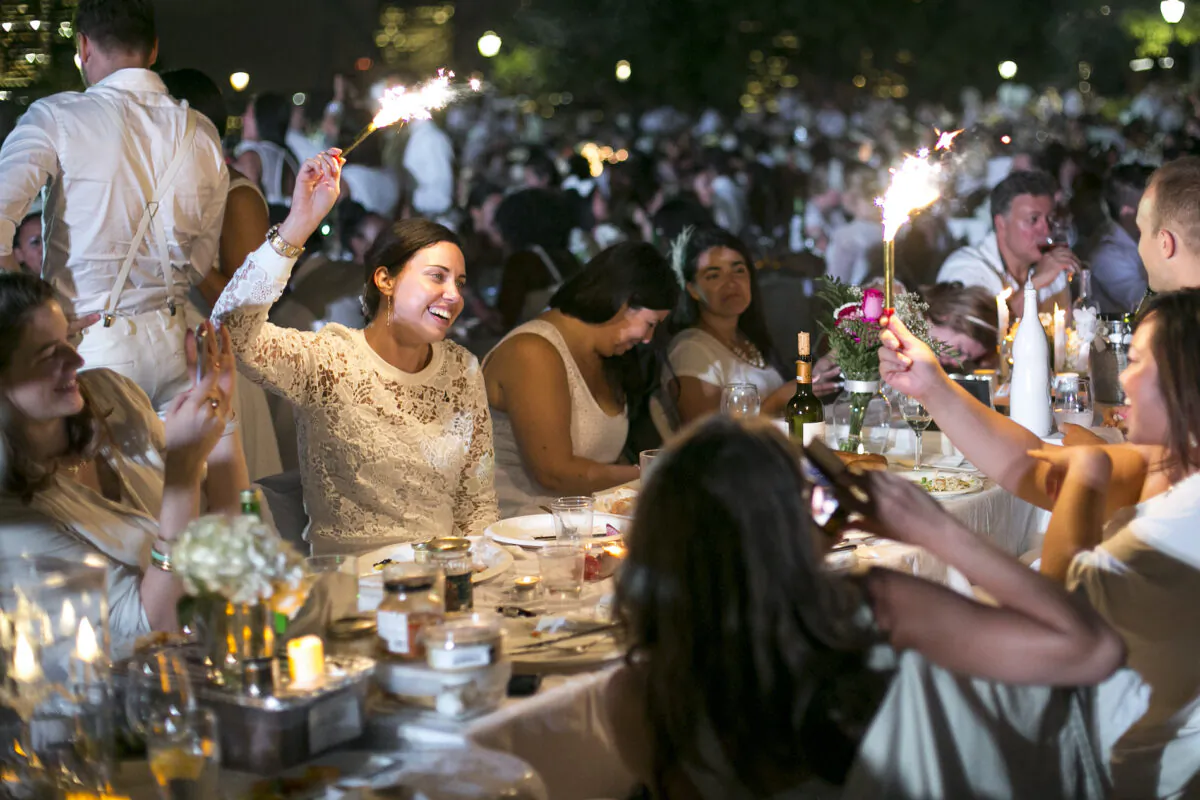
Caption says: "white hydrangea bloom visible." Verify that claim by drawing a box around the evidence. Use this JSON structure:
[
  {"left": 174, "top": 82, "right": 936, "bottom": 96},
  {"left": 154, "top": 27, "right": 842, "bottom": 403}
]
[{"left": 172, "top": 515, "right": 306, "bottom": 604}]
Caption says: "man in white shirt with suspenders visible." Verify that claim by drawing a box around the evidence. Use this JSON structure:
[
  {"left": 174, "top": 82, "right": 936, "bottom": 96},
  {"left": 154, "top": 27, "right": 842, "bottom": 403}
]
[{"left": 0, "top": 0, "right": 228, "bottom": 414}]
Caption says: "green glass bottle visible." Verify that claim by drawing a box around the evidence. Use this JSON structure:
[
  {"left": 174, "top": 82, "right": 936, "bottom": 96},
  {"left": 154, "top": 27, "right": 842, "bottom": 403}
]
[
  {"left": 240, "top": 488, "right": 264, "bottom": 519},
  {"left": 786, "top": 332, "right": 826, "bottom": 445}
]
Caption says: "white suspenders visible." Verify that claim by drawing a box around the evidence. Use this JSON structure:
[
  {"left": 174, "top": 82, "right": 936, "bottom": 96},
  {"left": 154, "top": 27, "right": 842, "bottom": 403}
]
[{"left": 100, "top": 107, "right": 198, "bottom": 326}]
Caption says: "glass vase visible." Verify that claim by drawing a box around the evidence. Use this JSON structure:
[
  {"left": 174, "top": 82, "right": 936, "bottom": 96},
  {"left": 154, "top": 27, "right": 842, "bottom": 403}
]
[
  {"left": 199, "top": 600, "right": 278, "bottom": 696},
  {"left": 829, "top": 377, "right": 894, "bottom": 455}
]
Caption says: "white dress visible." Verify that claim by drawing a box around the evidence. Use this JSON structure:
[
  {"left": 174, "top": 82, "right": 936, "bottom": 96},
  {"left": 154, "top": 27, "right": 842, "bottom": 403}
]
[
  {"left": 651, "top": 328, "right": 786, "bottom": 438},
  {"left": 0, "top": 370, "right": 162, "bottom": 661},
  {"left": 484, "top": 320, "right": 629, "bottom": 518},
  {"left": 213, "top": 241, "right": 499, "bottom": 555}
]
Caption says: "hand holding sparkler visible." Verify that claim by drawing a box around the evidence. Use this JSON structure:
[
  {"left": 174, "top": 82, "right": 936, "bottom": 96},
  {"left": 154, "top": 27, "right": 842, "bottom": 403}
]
[{"left": 277, "top": 149, "right": 344, "bottom": 249}]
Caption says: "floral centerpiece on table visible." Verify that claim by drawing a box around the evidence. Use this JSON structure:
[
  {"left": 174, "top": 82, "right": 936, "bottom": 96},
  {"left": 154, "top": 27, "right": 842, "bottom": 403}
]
[
  {"left": 817, "top": 278, "right": 938, "bottom": 453},
  {"left": 1067, "top": 306, "right": 1101, "bottom": 373},
  {"left": 173, "top": 514, "right": 308, "bottom": 689}
]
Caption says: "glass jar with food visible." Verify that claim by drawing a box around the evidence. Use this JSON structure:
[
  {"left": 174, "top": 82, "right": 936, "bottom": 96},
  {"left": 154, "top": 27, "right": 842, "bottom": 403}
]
[{"left": 376, "top": 566, "right": 443, "bottom": 662}]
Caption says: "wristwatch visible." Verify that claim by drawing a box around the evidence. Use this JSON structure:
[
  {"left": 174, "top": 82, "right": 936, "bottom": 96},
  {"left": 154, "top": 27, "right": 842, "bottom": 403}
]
[{"left": 266, "top": 225, "right": 305, "bottom": 259}]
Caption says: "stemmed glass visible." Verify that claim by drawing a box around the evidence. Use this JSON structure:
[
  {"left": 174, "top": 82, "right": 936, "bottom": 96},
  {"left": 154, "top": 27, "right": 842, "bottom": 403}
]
[
  {"left": 721, "top": 383, "right": 761, "bottom": 418},
  {"left": 898, "top": 395, "right": 932, "bottom": 470},
  {"left": 125, "top": 650, "right": 194, "bottom": 738}
]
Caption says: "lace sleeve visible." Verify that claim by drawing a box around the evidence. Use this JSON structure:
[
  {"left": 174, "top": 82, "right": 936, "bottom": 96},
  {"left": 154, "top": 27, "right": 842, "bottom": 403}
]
[
  {"left": 455, "top": 357, "right": 499, "bottom": 537},
  {"left": 211, "top": 242, "right": 320, "bottom": 406}
]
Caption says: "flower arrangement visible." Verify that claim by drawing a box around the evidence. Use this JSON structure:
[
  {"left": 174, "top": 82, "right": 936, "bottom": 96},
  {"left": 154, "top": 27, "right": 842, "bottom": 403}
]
[
  {"left": 172, "top": 514, "right": 306, "bottom": 605},
  {"left": 817, "top": 278, "right": 938, "bottom": 381}
]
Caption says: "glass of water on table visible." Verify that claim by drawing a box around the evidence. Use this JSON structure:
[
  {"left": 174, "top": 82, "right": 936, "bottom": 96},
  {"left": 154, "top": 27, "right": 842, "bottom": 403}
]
[
  {"left": 550, "top": 496, "right": 594, "bottom": 542},
  {"left": 147, "top": 707, "right": 220, "bottom": 800},
  {"left": 1054, "top": 373, "right": 1093, "bottom": 430},
  {"left": 898, "top": 394, "right": 932, "bottom": 470}
]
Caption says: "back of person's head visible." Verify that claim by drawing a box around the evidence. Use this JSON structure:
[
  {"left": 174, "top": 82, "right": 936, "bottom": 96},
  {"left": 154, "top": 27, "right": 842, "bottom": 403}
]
[
  {"left": 651, "top": 195, "right": 713, "bottom": 245},
  {"left": 524, "top": 149, "right": 560, "bottom": 188},
  {"left": 842, "top": 165, "right": 882, "bottom": 219},
  {"left": 74, "top": 0, "right": 155, "bottom": 58},
  {"left": 1146, "top": 156, "right": 1200, "bottom": 257},
  {"left": 361, "top": 219, "right": 461, "bottom": 323},
  {"left": 1103, "top": 164, "right": 1153, "bottom": 223},
  {"left": 161, "top": 68, "right": 228, "bottom": 138},
  {"left": 494, "top": 188, "right": 574, "bottom": 252},
  {"left": 466, "top": 181, "right": 503, "bottom": 212},
  {"left": 1137, "top": 288, "right": 1200, "bottom": 472},
  {"left": 618, "top": 417, "right": 873, "bottom": 792},
  {"left": 550, "top": 241, "right": 678, "bottom": 325},
  {"left": 249, "top": 92, "right": 291, "bottom": 148},
  {"left": 990, "top": 170, "right": 1058, "bottom": 220}
]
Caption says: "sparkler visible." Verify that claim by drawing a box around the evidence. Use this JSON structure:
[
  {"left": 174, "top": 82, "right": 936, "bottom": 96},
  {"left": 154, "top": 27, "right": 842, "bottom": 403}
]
[
  {"left": 341, "top": 70, "right": 480, "bottom": 158},
  {"left": 876, "top": 129, "right": 962, "bottom": 309}
]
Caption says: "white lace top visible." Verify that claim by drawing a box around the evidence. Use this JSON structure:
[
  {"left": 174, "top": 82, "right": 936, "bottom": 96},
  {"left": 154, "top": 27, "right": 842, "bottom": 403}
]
[
  {"left": 213, "top": 242, "right": 499, "bottom": 552},
  {"left": 483, "top": 320, "right": 629, "bottom": 517}
]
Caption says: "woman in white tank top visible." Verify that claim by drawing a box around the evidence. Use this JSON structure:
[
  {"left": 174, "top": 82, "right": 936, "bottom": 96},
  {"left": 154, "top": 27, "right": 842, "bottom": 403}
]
[
  {"left": 483, "top": 242, "right": 680, "bottom": 517},
  {"left": 234, "top": 93, "right": 298, "bottom": 207}
]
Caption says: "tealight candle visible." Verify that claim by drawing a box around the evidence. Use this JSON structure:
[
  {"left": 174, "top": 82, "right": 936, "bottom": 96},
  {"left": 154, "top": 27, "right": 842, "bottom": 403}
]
[
  {"left": 512, "top": 575, "right": 541, "bottom": 595},
  {"left": 287, "top": 635, "right": 325, "bottom": 689}
]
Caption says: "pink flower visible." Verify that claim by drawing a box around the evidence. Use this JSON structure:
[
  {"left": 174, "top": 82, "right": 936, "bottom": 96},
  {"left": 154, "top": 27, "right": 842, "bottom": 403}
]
[
  {"left": 862, "top": 288, "right": 885, "bottom": 322},
  {"left": 834, "top": 302, "right": 861, "bottom": 323}
]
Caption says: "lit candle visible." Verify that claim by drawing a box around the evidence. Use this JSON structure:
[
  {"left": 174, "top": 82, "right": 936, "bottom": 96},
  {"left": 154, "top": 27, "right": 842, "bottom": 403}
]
[
  {"left": 512, "top": 575, "right": 541, "bottom": 595},
  {"left": 1053, "top": 304, "right": 1067, "bottom": 373},
  {"left": 59, "top": 600, "right": 77, "bottom": 638},
  {"left": 996, "top": 288, "right": 1012, "bottom": 347},
  {"left": 73, "top": 617, "right": 101, "bottom": 685},
  {"left": 12, "top": 629, "right": 41, "bottom": 684},
  {"left": 287, "top": 635, "right": 325, "bottom": 689}
]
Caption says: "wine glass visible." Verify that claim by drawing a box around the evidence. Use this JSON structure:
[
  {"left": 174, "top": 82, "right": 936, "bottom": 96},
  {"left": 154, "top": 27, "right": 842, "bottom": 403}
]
[
  {"left": 1054, "top": 374, "right": 1094, "bottom": 430},
  {"left": 125, "top": 650, "right": 194, "bottom": 738},
  {"left": 898, "top": 395, "right": 932, "bottom": 470},
  {"left": 721, "top": 383, "right": 761, "bottom": 418}
]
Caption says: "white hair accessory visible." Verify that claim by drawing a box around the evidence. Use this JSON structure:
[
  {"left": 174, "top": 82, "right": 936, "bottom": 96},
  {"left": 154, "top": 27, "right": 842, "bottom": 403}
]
[{"left": 668, "top": 226, "right": 694, "bottom": 291}]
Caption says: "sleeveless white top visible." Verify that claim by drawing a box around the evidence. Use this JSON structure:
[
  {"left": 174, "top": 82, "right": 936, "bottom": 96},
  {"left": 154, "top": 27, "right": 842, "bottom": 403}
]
[
  {"left": 484, "top": 320, "right": 629, "bottom": 518},
  {"left": 234, "top": 140, "right": 297, "bottom": 206}
]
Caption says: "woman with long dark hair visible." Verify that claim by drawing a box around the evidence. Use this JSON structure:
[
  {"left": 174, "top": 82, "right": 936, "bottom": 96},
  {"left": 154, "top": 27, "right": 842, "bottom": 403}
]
[
  {"left": 655, "top": 226, "right": 792, "bottom": 433},
  {"left": 879, "top": 288, "right": 1200, "bottom": 797},
  {"left": 483, "top": 242, "right": 678, "bottom": 516},
  {"left": 213, "top": 150, "right": 497, "bottom": 554},
  {"left": 608, "top": 417, "right": 1124, "bottom": 797},
  {"left": 0, "top": 273, "right": 245, "bottom": 658}
]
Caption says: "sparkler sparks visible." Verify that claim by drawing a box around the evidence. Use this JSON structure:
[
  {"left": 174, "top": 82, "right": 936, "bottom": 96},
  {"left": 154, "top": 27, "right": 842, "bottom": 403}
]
[
  {"left": 341, "top": 69, "right": 482, "bottom": 158},
  {"left": 935, "top": 128, "right": 964, "bottom": 151}
]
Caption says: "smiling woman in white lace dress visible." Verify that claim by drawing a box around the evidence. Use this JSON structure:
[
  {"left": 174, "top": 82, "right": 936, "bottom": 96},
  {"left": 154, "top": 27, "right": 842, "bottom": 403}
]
[{"left": 213, "top": 150, "right": 498, "bottom": 555}]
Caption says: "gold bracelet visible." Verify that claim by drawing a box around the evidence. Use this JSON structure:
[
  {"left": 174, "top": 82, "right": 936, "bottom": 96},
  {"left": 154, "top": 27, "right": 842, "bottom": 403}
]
[{"left": 266, "top": 225, "right": 305, "bottom": 259}]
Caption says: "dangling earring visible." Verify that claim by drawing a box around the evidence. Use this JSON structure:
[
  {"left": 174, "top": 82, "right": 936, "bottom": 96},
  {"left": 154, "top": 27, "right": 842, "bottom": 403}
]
[{"left": 386, "top": 293, "right": 393, "bottom": 327}]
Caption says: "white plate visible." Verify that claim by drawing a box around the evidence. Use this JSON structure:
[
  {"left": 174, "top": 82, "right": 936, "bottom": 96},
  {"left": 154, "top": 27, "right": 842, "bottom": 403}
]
[
  {"left": 896, "top": 469, "right": 984, "bottom": 497},
  {"left": 359, "top": 538, "right": 514, "bottom": 583},
  {"left": 502, "top": 618, "right": 625, "bottom": 674},
  {"left": 485, "top": 513, "right": 629, "bottom": 549}
]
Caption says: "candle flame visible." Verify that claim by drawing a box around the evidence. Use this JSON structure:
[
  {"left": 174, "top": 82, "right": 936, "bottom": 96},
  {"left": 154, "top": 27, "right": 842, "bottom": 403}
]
[
  {"left": 999, "top": 287, "right": 1014, "bottom": 301},
  {"left": 935, "top": 128, "right": 964, "bottom": 151},
  {"left": 59, "top": 600, "right": 76, "bottom": 638},
  {"left": 370, "top": 69, "right": 458, "bottom": 130},
  {"left": 13, "top": 629, "right": 38, "bottom": 682},
  {"left": 75, "top": 617, "right": 99, "bottom": 663}
]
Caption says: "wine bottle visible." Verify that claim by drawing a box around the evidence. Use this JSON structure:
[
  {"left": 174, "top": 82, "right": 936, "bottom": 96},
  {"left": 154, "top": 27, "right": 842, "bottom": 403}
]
[
  {"left": 240, "top": 488, "right": 264, "bottom": 520},
  {"left": 787, "top": 332, "right": 826, "bottom": 445}
]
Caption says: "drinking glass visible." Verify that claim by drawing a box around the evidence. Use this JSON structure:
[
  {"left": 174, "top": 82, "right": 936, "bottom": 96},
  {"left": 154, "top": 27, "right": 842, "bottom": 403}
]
[
  {"left": 721, "top": 383, "right": 761, "bottom": 418},
  {"left": 1054, "top": 374, "right": 1094, "bottom": 430},
  {"left": 538, "top": 545, "right": 585, "bottom": 600},
  {"left": 898, "top": 395, "right": 932, "bottom": 469},
  {"left": 147, "top": 707, "right": 220, "bottom": 800},
  {"left": 638, "top": 449, "right": 661, "bottom": 480},
  {"left": 125, "top": 650, "right": 194, "bottom": 738},
  {"left": 550, "top": 496, "right": 594, "bottom": 542}
]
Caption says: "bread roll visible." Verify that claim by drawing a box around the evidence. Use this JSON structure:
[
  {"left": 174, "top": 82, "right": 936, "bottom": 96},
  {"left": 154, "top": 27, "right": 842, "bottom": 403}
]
[{"left": 834, "top": 451, "right": 889, "bottom": 471}]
